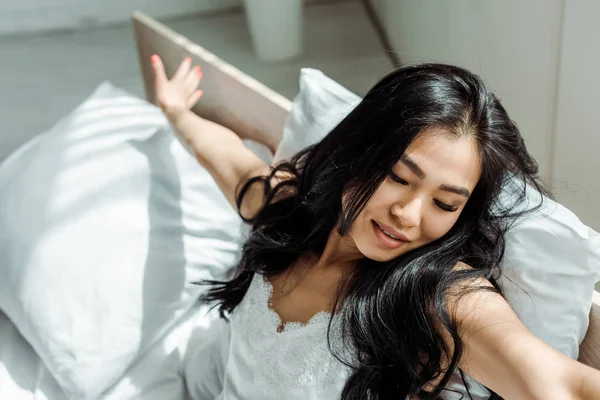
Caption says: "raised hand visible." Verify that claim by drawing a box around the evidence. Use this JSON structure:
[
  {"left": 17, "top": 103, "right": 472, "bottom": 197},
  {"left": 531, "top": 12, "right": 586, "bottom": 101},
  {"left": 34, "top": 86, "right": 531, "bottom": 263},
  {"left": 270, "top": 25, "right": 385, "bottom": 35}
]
[{"left": 151, "top": 54, "right": 204, "bottom": 123}]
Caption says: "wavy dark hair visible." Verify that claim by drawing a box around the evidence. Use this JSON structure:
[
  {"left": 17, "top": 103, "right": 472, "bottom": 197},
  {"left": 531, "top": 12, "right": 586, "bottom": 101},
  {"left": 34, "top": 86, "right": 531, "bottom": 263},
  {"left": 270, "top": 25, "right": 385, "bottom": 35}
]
[{"left": 200, "top": 64, "right": 550, "bottom": 399}]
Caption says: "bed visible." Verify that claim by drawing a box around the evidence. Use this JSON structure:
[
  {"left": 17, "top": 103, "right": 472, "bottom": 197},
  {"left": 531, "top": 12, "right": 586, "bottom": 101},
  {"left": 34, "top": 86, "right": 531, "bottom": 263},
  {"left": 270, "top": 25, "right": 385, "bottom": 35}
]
[{"left": 0, "top": 11, "right": 598, "bottom": 400}]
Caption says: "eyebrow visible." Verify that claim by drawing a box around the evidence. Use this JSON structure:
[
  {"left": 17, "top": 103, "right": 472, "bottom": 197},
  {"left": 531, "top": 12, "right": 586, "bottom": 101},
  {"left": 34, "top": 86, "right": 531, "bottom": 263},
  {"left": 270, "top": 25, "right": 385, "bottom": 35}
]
[
  {"left": 400, "top": 155, "right": 425, "bottom": 179},
  {"left": 400, "top": 155, "right": 471, "bottom": 198},
  {"left": 440, "top": 184, "right": 471, "bottom": 198}
]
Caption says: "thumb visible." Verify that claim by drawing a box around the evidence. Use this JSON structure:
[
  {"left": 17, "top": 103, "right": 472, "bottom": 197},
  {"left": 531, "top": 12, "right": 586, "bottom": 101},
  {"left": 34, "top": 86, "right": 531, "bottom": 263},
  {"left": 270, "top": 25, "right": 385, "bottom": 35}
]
[{"left": 151, "top": 54, "right": 167, "bottom": 89}]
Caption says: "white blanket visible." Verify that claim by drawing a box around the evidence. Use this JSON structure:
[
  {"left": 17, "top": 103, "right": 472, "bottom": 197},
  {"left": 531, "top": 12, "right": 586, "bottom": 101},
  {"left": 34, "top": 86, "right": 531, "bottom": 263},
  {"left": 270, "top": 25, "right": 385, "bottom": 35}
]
[{"left": 0, "top": 307, "right": 213, "bottom": 400}]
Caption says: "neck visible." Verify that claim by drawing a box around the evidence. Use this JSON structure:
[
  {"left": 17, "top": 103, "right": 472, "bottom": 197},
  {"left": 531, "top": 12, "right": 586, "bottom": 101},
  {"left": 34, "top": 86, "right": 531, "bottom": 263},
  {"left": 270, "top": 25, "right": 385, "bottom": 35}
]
[{"left": 314, "top": 228, "right": 364, "bottom": 271}]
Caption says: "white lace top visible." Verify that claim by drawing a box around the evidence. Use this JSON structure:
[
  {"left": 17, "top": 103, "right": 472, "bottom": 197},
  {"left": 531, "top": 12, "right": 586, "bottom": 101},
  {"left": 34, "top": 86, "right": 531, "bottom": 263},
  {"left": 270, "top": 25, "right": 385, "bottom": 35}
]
[{"left": 183, "top": 273, "right": 490, "bottom": 400}]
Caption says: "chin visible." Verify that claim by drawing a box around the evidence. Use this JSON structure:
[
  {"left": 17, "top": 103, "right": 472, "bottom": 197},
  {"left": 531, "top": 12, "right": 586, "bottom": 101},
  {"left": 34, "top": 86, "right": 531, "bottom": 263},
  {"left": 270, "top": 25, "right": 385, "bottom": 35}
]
[
  {"left": 367, "top": 253, "right": 397, "bottom": 262},
  {"left": 357, "top": 243, "right": 404, "bottom": 262}
]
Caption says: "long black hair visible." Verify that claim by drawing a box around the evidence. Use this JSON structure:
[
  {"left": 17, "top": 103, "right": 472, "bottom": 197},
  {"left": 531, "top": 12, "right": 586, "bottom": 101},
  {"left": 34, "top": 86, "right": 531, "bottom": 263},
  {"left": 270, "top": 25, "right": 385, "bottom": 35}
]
[{"left": 200, "top": 64, "right": 549, "bottom": 399}]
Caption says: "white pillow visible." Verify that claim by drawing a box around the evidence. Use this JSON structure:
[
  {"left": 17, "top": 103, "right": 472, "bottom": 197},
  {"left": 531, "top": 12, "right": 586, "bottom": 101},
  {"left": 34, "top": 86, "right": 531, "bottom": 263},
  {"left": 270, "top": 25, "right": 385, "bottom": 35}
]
[
  {"left": 0, "top": 82, "right": 251, "bottom": 399},
  {"left": 277, "top": 68, "right": 600, "bottom": 360},
  {"left": 274, "top": 69, "right": 361, "bottom": 161},
  {"left": 499, "top": 185, "right": 600, "bottom": 357}
]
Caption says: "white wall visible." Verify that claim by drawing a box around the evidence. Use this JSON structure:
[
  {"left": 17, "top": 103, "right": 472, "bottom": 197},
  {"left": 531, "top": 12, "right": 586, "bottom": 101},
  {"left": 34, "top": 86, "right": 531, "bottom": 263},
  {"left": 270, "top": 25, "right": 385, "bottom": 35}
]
[
  {"left": 0, "top": 0, "right": 239, "bottom": 35},
  {"left": 0, "top": 0, "right": 334, "bottom": 36},
  {"left": 374, "top": 0, "right": 563, "bottom": 184},
  {"left": 553, "top": 0, "right": 600, "bottom": 231}
]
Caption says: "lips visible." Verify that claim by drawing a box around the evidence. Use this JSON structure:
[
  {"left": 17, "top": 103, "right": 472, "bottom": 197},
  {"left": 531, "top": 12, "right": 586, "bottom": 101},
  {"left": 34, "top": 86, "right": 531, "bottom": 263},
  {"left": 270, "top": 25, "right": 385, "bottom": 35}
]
[
  {"left": 372, "top": 220, "right": 410, "bottom": 249},
  {"left": 373, "top": 221, "right": 410, "bottom": 242}
]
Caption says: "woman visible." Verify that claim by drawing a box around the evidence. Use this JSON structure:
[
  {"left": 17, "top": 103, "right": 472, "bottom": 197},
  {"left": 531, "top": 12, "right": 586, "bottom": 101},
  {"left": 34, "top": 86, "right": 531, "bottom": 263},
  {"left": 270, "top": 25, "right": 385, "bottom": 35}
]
[{"left": 151, "top": 55, "right": 600, "bottom": 399}]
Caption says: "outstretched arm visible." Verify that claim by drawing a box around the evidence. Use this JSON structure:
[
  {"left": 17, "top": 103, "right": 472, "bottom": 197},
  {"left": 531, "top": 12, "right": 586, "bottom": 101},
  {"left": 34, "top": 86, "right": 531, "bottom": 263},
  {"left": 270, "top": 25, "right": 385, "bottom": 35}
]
[
  {"left": 151, "top": 55, "right": 278, "bottom": 219},
  {"left": 447, "top": 276, "right": 600, "bottom": 399}
]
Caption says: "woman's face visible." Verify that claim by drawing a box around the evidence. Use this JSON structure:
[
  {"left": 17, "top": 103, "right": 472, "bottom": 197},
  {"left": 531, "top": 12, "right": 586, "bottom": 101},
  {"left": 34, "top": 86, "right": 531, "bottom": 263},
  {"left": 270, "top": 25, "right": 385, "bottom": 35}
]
[{"left": 348, "top": 129, "right": 481, "bottom": 262}]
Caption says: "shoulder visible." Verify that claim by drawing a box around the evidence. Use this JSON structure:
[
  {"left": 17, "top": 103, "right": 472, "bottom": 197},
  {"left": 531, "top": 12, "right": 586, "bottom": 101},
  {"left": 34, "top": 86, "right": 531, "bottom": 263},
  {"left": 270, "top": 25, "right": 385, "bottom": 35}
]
[
  {"left": 446, "top": 262, "right": 495, "bottom": 298},
  {"left": 438, "top": 262, "right": 509, "bottom": 344},
  {"left": 238, "top": 165, "right": 297, "bottom": 221},
  {"left": 443, "top": 263, "right": 515, "bottom": 339}
]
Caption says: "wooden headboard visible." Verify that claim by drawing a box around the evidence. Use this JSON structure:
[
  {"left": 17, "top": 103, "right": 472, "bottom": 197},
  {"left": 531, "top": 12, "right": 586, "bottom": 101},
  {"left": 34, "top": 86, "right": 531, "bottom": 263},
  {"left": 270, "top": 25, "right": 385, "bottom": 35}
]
[
  {"left": 580, "top": 291, "right": 600, "bottom": 368},
  {"left": 131, "top": 11, "right": 291, "bottom": 153},
  {"left": 130, "top": 11, "right": 600, "bottom": 370}
]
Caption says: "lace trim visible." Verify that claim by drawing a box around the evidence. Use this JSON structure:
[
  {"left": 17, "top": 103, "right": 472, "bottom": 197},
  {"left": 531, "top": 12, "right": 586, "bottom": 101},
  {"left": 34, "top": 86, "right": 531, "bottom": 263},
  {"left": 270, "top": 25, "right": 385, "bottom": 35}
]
[
  {"left": 259, "top": 274, "right": 332, "bottom": 334},
  {"left": 225, "top": 273, "right": 479, "bottom": 399},
  {"left": 228, "top": 273, "right": 351, "bottom": 395}
]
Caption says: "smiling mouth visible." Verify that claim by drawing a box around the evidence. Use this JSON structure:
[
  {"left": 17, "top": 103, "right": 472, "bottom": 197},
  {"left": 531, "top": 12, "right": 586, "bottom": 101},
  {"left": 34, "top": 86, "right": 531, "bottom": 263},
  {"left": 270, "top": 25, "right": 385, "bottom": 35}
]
[
  {"left": 380, "top": 227, "right": 402, "bottom": 240},
  {"left": 372, "top": 221, "right": 410, "bottom": 249}
]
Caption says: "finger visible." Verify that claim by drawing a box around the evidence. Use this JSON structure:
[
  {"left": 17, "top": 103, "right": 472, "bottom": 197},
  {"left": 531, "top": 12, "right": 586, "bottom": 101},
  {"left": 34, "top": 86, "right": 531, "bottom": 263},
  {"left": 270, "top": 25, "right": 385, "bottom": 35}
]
[
  {"left": 150, "top": 54, "right": 167, "bottom": 88},
  {"left": 173, "top": 57, "right": 192, "bottom": 83},
  {"left": 187, "top": 89, "right": 204, "bottom": 109},
  {"left": 185, "top": 66, "right": 203, "bottom": 92}
]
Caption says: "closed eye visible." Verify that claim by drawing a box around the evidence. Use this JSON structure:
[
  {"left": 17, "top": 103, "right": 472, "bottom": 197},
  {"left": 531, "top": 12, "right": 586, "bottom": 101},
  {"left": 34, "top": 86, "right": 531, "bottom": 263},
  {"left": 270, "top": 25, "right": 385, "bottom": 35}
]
[
  {"left": 389, "top": 172, "right": 408, "bottom": 185},
  {"left": 434, "top": 199, "right": 458, "bottom": 212},
  {"left": 390, "top": 172, "right": 458, "bottom": 212}
]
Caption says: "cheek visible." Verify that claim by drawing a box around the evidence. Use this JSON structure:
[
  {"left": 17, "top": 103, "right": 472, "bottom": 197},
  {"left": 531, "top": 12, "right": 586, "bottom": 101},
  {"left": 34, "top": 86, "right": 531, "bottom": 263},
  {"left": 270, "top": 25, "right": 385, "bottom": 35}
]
[
  {"left": 350, "top": 185, "right": 392, "bottom": 232},
  {"left": 421, "top": 213, "right": 461, "bottom": 242},
  {"left": 364, "top": 180, "right": 401, "bottom": 210}
]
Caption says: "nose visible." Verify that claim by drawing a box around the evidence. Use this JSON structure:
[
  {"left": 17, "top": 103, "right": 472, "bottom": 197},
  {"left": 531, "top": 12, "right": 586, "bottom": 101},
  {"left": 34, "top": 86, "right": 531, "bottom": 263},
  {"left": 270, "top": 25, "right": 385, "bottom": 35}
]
[{"left": 391, "top": 197, "right": 422, "bottom": 228}]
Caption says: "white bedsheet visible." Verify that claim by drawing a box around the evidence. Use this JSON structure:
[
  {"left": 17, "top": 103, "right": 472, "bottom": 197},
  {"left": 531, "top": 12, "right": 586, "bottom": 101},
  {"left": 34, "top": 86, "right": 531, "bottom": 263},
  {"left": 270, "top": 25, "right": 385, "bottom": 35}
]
[{"left": 0, "top": 306, "right": 211, "bottom": 400}]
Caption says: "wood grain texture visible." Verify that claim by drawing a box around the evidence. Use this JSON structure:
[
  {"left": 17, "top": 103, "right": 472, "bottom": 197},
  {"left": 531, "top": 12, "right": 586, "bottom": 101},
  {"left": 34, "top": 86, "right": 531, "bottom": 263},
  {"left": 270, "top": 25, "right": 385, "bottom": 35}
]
[
  {"left": 579, "top": 292, "right": 600, "bottom": 370},
  {"left": 132, "top": 11, "right": 292, "bottom": 152}
]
